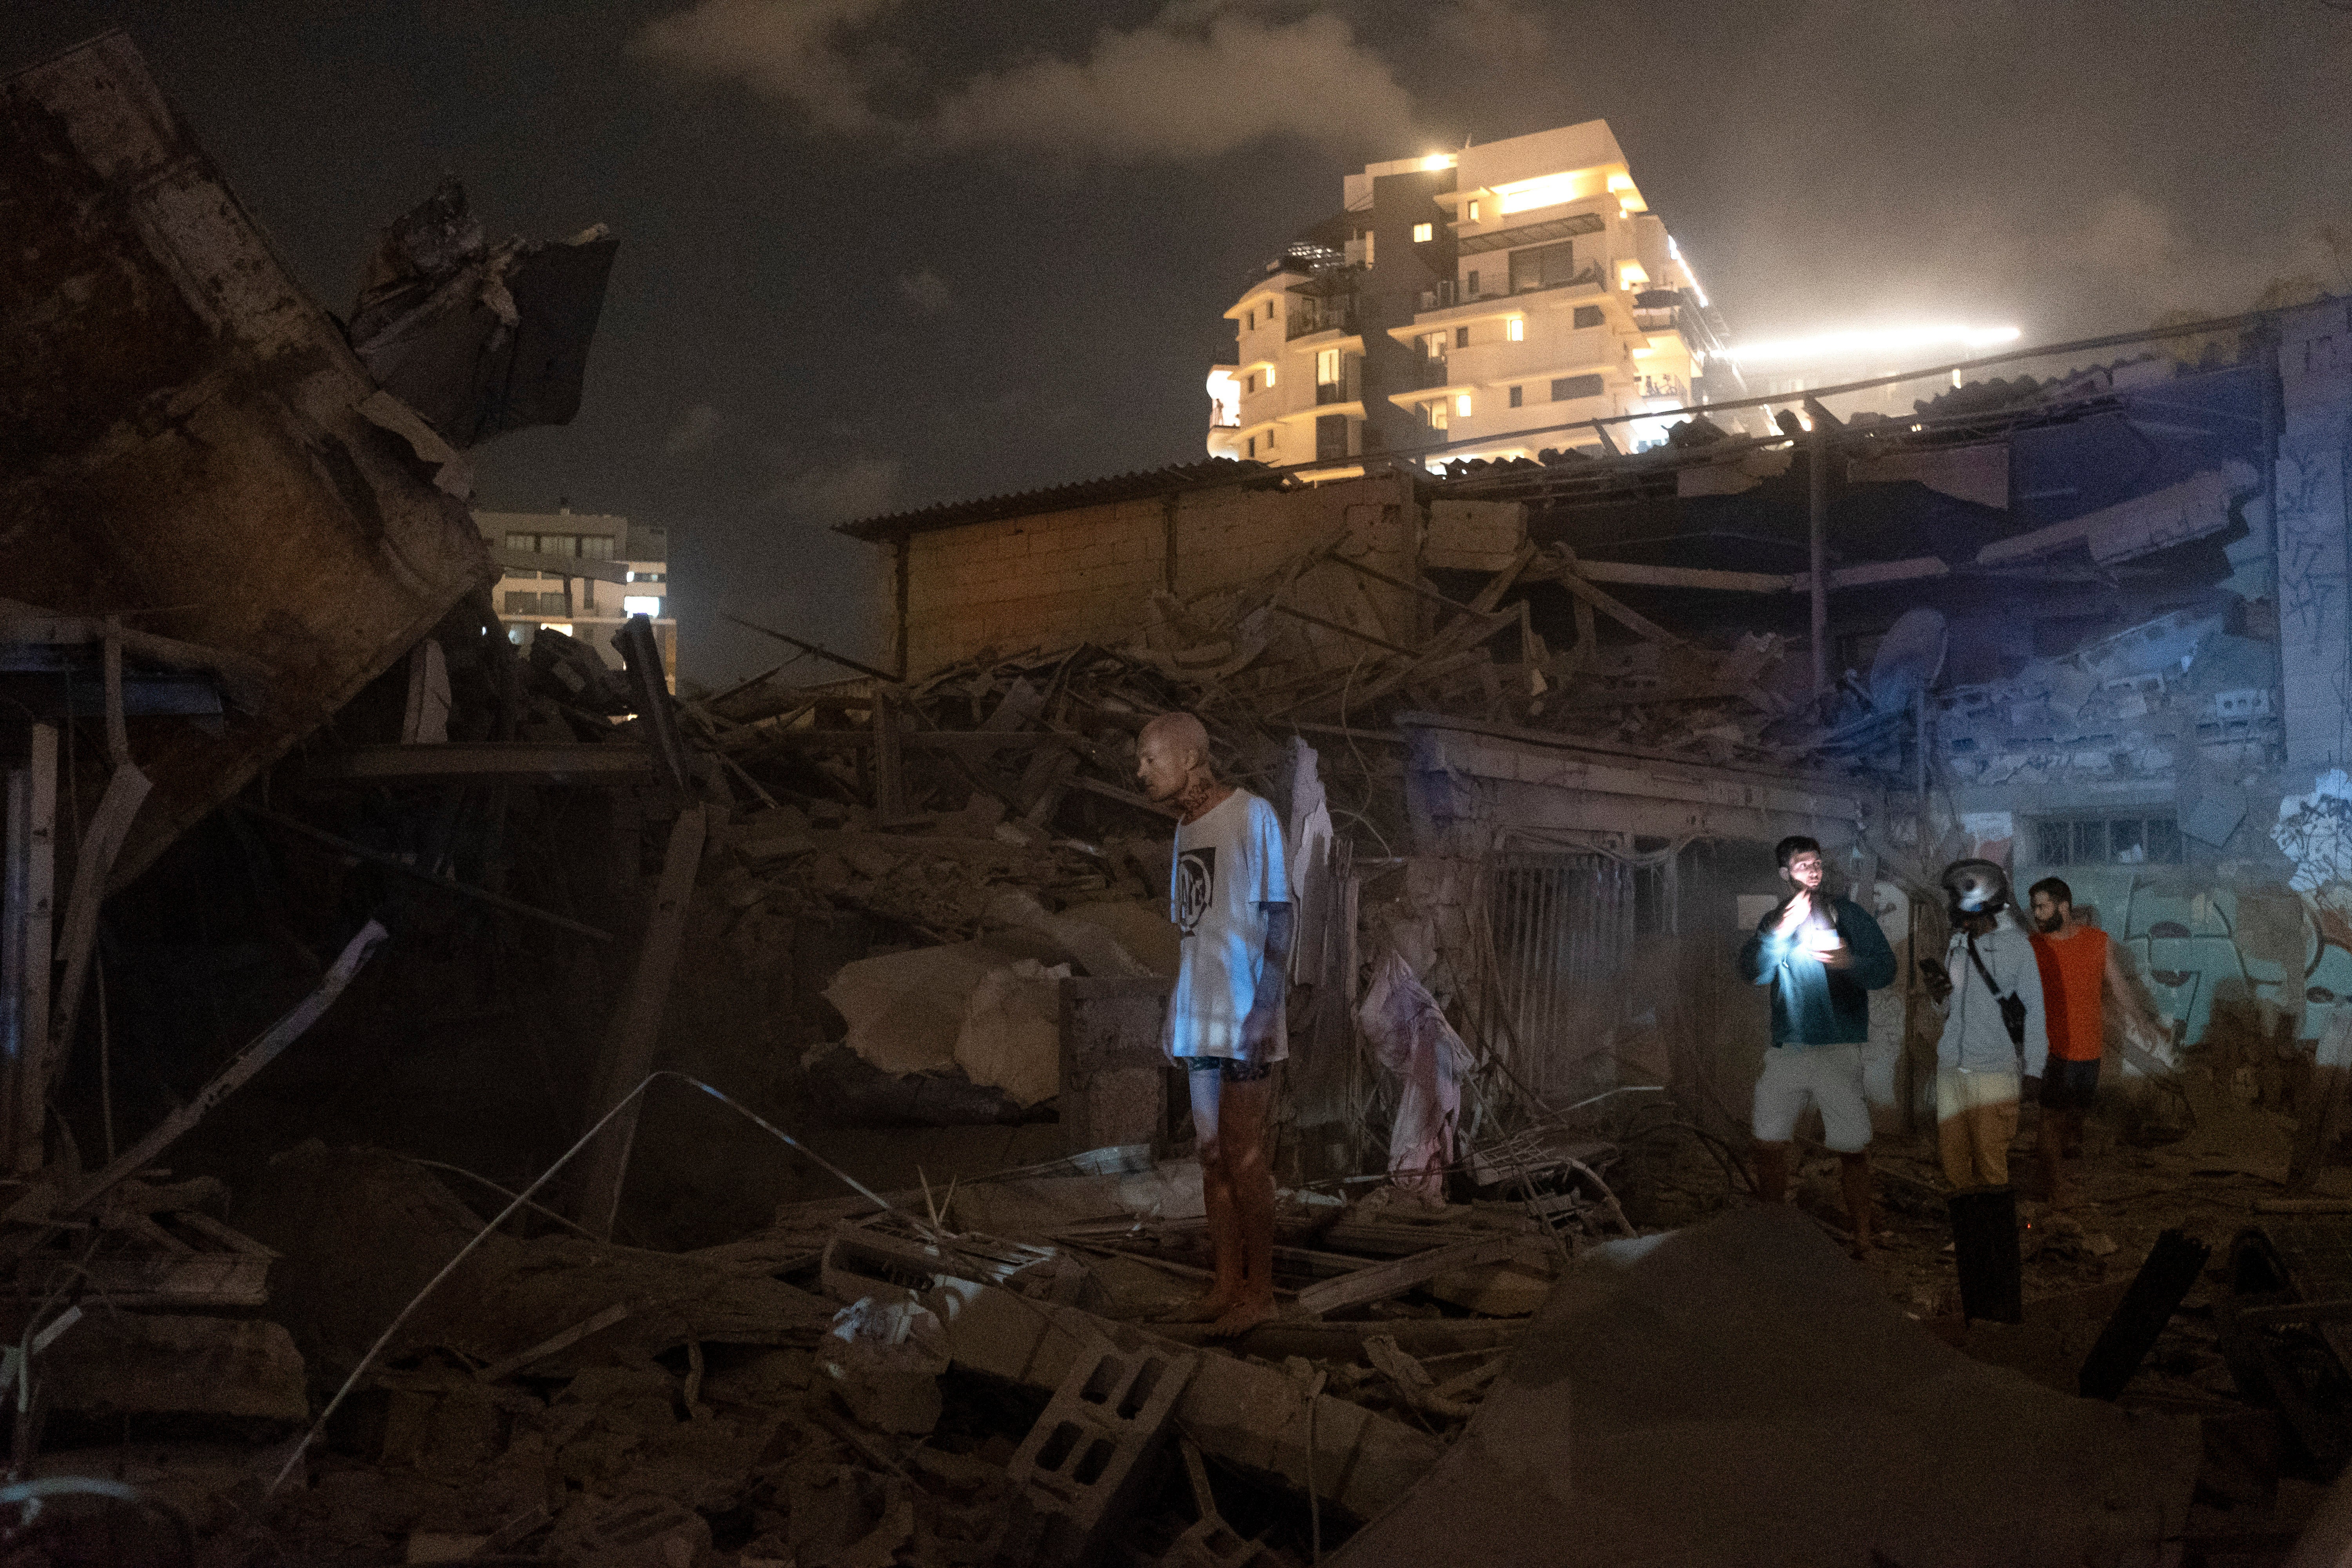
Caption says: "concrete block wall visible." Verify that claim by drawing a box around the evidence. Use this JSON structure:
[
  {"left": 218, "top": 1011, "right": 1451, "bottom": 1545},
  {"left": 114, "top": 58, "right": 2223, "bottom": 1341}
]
[
  {"left": 904, "top": 499, "right": 1167, "bottom": 673},
  {"left": 895, "top": 471, "right": 1421, "bottom": 677}
]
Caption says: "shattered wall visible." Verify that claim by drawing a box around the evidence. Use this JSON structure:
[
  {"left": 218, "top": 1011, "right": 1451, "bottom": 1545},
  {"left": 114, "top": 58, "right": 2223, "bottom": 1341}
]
[{"left": 1, "top": 34, "right": 494, "bottom": 886}]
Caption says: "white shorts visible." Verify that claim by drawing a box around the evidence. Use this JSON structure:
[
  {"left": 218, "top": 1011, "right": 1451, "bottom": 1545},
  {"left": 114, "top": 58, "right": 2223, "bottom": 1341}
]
[{"left": 1752, "top": 1043, "right": 1871, "bottom": 1153}]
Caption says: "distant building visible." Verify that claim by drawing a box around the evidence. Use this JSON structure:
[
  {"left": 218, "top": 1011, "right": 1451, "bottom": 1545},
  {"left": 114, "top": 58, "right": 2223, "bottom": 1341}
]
[
  {"left": 1207, "top": 120, "right": 1737, "bottom": 476},
  {"left": 474, "top": 507, "right": 677, "bottom": 685}
]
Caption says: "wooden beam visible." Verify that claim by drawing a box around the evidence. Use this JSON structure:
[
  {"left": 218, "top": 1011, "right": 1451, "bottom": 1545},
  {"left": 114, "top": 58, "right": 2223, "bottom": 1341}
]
[
  {"left": 1573, "top": 560, "right": 1793, "bottom": 594},
  {"left": 1553, "top": 562, "right": 1683, "bottom": 646},
  {"left": 571, "top": 805, "right": 710, "bottom": 1238},
  {"left": 1267, "top": 601, "right": 1419, "bottom": 657},
  {"left": 1287, "top": 1236, "right": 1523, "bottom": 1318},
  {"left": 309, "top": 742, "right": 655, "bottom": 780},
  {"left": 238, "top": 806, "right": 615, "bottom": 943}
]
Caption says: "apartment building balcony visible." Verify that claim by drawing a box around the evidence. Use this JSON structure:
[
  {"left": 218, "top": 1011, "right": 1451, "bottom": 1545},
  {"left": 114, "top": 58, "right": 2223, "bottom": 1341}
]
[
  {"left": 1404, "top": 356, "right": 1451, "bottom": 391},
  {"left": 1288, "top": 299, "right": 1357, "bottom": 341}
]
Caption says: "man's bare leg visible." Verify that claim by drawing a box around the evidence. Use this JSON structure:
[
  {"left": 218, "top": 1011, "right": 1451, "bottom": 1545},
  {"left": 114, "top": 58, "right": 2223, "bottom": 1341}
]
[
  {"left": 1166, "top": 1069, "right": 1241, "bottom": 1323},
  {"left": 1839, "top": 1151, "right": 1875, "bottom": 1259},
  {"left": 1208, "top": 1074, "right": 1278, "bottom": 1336},
  {"left": 1753, "top": 1140, "right": 1792, "bottom": 1203}
]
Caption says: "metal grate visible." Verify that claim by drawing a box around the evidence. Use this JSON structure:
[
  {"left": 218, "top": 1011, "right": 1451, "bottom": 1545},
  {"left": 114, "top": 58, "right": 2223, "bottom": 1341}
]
[{"left": 1490, "top": 852, "right": 1646, "bottom": 1095}]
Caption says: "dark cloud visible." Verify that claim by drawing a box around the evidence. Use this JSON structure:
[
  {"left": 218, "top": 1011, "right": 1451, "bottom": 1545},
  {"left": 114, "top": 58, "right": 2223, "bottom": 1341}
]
[{"left": 632, "top": 0, "right": 1419, "bottom": 160}]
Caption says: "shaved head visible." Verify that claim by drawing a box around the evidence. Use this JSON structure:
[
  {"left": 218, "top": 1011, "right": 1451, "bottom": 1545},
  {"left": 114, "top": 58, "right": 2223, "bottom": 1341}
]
[
  {"left": 1140, "top": 711, "right": 1210, "bottom": 761},
  {"left": 1136, "top": 711, "right": 1216, "bottom": 808}
]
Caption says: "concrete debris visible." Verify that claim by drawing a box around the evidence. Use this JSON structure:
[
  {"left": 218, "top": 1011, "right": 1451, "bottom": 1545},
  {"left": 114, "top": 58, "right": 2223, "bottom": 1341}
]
[
  {"left": 348, "top": 176, "right": 619, "bottom": 449},
  {"left": 42, "top": 1312, "right": 308, "bottom": 1425}
]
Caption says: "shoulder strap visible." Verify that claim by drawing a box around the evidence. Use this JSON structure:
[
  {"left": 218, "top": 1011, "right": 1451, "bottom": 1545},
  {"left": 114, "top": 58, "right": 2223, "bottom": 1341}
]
[{"left": 1965, "top": 932, "right": 2006, "bottom": 1000}]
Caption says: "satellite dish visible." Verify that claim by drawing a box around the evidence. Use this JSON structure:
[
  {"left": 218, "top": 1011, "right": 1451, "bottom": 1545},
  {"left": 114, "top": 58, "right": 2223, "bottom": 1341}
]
[{"left": 1868, "top": 608, "right": 1948, "bottom": 711}]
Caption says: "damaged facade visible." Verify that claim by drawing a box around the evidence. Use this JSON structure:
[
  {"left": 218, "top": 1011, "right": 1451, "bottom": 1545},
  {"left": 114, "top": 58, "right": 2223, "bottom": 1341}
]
[{"left": 11, "top": 24, "right": 2352, "bottom": 1568}]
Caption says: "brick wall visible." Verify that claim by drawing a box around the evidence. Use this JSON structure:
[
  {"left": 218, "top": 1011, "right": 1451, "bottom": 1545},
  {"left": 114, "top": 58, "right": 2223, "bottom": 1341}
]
[{"left": 893, "top": 472, "right": 1422, "bottom": 677}]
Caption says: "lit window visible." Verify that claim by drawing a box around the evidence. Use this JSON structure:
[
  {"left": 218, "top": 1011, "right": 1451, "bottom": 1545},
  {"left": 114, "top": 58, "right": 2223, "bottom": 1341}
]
[
  {"left": 542, "top": 622, "right": 573, "bottom": 637},
  {"left": 1317, "top": 348, "right": 1343, "bottom": 386},
  {"left": 1468, "top": 200, "right": 1481, "bottom": 222},
  {"left": 1265, "top": 364, "right": 1276, "bottom": 387},
  {"left": 1507, "top": 318, "right": 1526, "bottom": 341},
  {"left": 1413, "top": 223, "right": 1434, "bottom": 243},
  {"left": 1455, "top": 393, "right": 1473, "bottom": 419},
  {"left": 1422, "top": 400, "right": 1448, "bottom": 431},
  {"left": 623, "top": 595, "right": 663, "bottom": 617}
]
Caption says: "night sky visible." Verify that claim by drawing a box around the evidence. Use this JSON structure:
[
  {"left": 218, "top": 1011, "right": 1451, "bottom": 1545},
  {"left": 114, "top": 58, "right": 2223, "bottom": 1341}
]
[{"left": 13, "top": 3, "right": 2349, "bottom": 683}]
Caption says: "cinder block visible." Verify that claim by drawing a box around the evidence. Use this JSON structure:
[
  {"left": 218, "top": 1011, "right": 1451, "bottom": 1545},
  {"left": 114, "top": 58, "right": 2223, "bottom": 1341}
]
[
  {"left": 1001, "top": 1339, "right": 1197, "bottom": 1565},
  {"left": 1159, "top": 1517, "right": 1290, "bottom": 1568}
]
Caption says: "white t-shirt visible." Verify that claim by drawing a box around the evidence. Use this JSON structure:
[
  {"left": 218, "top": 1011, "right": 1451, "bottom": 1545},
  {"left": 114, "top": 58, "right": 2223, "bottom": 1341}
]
[{"left": 1164, "top": 789, "right": 1290, "bottom": 1061}]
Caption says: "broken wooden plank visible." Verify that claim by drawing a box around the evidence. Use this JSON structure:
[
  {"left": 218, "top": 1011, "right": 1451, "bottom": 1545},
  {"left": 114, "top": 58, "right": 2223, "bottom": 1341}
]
[
  {"left": 1068, "top": 775, "right": 1182, "bottom": 820},
  {"left": 1287, "top": 1236, "right": 1524, "bottom": 1318},
  {"left": 1551, "top": 556, "right": 1684, "bottom": 646},
  {"left": 475, "top": 1300, "right": 634, "bottom": 1383},
  {"left": 21, "top": 920, "right": 391, "bottom": 1231},
  {"left": 0, "top": 599, "right": 272, "bottom": 715},
  {"left": 307, "top": 742, "right": 654, "bottom": 779},
  {"left": 1573, "top": 560, "right": 1793, "bottom": 594},
  {"left": 239, "top": 806, "right": 615, "bottom": 942},
  {"left": 570, "top": 804, "right": 709, "bottom": 1237},
  {"left": 5, "top": 1250, "right": 270, "bottom": 1309},
  {"left": 1267, "top": 602, "right": 1419, "bottom": 657}
]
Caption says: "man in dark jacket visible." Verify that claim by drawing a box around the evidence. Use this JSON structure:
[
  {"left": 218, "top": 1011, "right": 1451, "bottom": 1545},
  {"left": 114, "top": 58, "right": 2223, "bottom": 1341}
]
[{"left": 1738, "top": 836, "right": 1899, "bottom": 1257}]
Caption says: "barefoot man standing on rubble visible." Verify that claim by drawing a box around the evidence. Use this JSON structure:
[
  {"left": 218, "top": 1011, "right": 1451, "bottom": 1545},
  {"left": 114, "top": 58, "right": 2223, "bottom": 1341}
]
[
  {"left": 1739, "top": 837, "right": 1898, "bottom": 1258},
  {"left": 1136, "top": 712, "right": 1291, "bottom": 1336}
]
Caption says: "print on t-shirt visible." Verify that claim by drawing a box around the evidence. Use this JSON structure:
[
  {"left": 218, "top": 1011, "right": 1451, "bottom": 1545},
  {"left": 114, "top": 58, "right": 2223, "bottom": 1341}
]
[{"left": 1175, "top": 846, "right": 1215, "bottom": 938}]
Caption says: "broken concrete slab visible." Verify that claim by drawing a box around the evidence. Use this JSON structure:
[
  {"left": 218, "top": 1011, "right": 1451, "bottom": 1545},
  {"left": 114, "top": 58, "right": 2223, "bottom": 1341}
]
[
  {"left": 956, "top": 959, "right": 1070, "bottom": 1107},
  {"left": 824, "top": 940, "right": 1026, "bottom": 1077},
  {"left": 951, "top": 1161, "right": 1205, "bottom": 1238},
  {"left": 2, "top": 34, "right": 496, "bottom": 889},
  {"left": 43, "top": 1312, "right": 307, "bottom": 1424},
  {"left": 1330, "top": 1205, "right": 2200, "bottom": 1567}
]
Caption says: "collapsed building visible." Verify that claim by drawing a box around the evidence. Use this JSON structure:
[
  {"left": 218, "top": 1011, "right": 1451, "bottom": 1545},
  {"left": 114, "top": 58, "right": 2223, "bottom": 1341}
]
[{"left": 9, "top": 25, "right": 2352, "bottom": 1568}]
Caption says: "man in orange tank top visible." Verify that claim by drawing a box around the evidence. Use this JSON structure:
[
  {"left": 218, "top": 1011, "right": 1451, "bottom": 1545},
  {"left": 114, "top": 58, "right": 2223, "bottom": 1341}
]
[{"left": 2027, "top": 877, "right": 2167, "bottom": 1207}]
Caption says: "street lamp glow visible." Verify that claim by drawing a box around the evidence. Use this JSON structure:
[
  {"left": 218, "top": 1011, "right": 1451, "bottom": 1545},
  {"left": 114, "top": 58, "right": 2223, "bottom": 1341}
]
[{"left": 1722, "top": 323, "right": 2022, "bottom": 365}]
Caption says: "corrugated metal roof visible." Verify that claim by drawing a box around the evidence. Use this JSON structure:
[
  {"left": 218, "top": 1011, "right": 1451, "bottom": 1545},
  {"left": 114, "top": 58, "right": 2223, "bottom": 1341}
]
[{"left": 835, "top": 459, "right": 1284, "bottom": 542}]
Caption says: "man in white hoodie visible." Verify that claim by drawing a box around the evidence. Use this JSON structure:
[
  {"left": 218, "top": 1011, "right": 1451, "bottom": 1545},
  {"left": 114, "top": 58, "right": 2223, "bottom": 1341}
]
[{"left": 1930, "top": 859, "right": 2049, "bottom": 1191}]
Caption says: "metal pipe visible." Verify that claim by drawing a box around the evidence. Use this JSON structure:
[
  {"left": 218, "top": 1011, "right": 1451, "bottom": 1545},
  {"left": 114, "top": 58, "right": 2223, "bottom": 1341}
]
[{"left": 1809, "top": 419, "right": 1830, "bottom": 709}]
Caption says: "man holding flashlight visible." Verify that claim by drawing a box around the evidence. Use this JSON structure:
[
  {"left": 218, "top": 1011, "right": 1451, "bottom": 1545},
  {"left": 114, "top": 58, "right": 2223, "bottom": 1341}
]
[{"left": 1739, "top": 836, "right": 1898, "bottom": 1257}]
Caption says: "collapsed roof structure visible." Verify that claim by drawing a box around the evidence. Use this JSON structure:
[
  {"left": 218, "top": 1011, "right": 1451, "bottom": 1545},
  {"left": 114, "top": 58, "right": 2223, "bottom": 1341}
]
[{"left": 10, "top": 23, "right": 2352, "bottom": 1568}]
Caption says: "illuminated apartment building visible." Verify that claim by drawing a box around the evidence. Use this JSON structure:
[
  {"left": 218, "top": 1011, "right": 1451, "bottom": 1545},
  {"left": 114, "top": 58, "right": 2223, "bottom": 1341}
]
[
  {"left": 1206, "top": 120, "right": 1736, "bottom": 475},
  {"left": 474, "top": 507, "right": 678, "bottom": 684}
]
